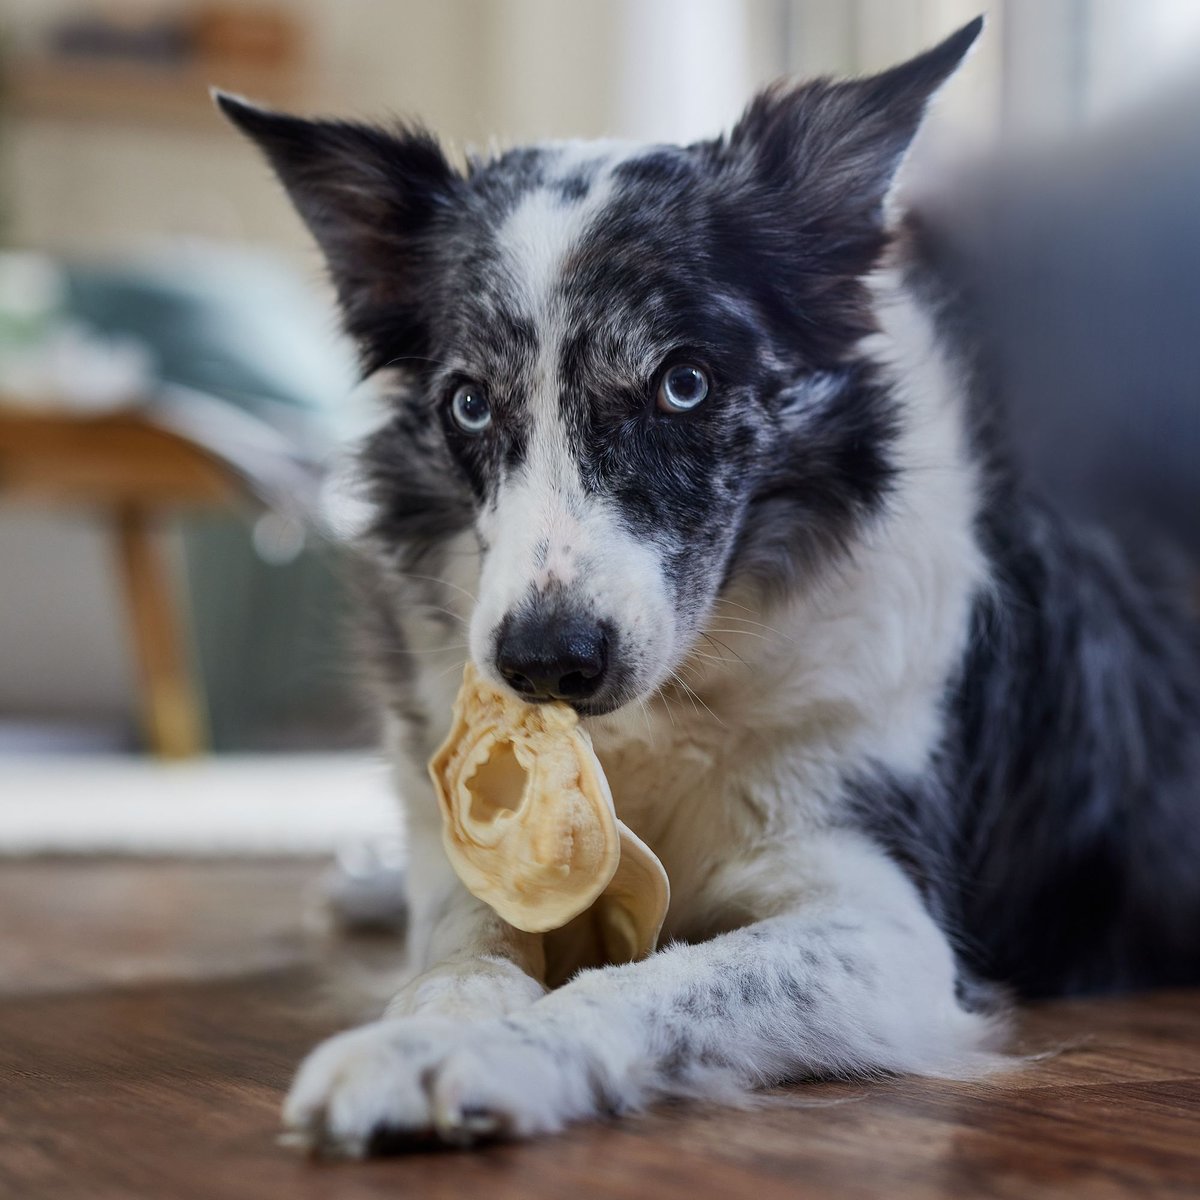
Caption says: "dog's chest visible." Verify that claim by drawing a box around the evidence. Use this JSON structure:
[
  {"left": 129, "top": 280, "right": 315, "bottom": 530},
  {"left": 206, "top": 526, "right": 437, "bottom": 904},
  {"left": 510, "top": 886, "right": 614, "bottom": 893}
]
[
  {"left": 585, "top": 702, "right": 796, "bottom": 936},
  {"left": 598, "top": 727, "right": 723, "bottom": 843}
]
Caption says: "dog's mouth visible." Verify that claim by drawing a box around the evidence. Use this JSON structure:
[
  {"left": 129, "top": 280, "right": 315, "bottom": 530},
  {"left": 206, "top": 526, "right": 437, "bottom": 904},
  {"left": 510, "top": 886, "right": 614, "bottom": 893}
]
[
  {"left": 489, "top": 662, "right": 639, "bottom": 721},
  {"left": 565, "top": 649, "right": 709, "bottom": 723},
  {"left": 568, "top": 694, "right": 628, "bottom": 720}
]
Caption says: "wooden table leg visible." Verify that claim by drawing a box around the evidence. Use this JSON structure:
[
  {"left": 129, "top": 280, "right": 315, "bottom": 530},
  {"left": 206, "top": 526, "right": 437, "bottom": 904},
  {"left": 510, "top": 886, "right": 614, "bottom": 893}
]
[{"left": 114, "top": 505, "right": 207, "bottom": 758}]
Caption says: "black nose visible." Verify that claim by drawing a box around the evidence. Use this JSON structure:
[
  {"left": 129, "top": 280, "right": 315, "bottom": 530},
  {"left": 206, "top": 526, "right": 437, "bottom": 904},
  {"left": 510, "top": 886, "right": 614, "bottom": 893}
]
[{"left": 495, "top": 612, "right": 608, "bottom": 703}]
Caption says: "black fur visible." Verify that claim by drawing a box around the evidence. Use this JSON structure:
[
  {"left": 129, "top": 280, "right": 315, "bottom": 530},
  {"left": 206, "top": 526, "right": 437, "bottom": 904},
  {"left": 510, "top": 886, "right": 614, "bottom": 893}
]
[
  {"left": 219, "top": 12, "right": 1200, "bottom": 1001},
  {"left": 848, "top": 235, "right": 1200, "bottom": 998},
  {"left": 853, "top": 494, "right": 1200, "bottom": 997}
]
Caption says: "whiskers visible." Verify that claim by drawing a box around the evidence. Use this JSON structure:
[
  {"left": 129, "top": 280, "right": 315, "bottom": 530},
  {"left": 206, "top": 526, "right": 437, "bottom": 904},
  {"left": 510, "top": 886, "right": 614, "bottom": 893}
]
[
  {"left": 403, "top": 600, "right": 470, "bottom": 630},
  {"left": 375, "top": 352, "right": 460, "bottom": 376},
  {"left": 628, "top": 692, "right": 659, "bottom": 746},
  {"left": 698, "top": 632, "right": 750, "bottom": 671},
  {"left": 386, "top": 569, "right": 478, "bottom": 634},
  {"left": 664, "top": 664, "right": 725, "bottom": 727},
  {"left": 428, "top": 654, "right": 473, "bottom": 685},
  {"left": 392, "top": 570, "right": 478, "bottom": 608},
  {"left": 708, "top": 598, "right": 796, "bottom": 644},
  {"left": 377, "top": 640, "right": 470, "bottom": 658}
]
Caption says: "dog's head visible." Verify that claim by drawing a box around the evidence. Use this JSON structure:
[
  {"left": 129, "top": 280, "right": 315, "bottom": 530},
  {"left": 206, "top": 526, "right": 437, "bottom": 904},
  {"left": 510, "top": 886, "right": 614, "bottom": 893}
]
[{"left": 220, "top": 20, "right": 979, "bottom": 716}]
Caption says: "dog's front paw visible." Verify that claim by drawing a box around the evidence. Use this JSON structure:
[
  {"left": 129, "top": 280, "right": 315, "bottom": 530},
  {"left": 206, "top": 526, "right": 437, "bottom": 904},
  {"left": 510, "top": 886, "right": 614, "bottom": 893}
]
[
  {"left": 283, "top": 1018, "right": 455, "bottom": 1155},
  {"left": 282, "top": 1017, "right": 594, "bottom": 1156}
]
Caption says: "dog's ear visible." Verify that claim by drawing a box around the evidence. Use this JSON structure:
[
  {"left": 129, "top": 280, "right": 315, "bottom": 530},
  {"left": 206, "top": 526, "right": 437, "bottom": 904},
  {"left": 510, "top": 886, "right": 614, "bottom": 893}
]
[
  {"left": 722, "top": 17, "right": 982, "bottom": 229},
  {"left": 215, "top": 92, "right": 460, "bottom": 370}
]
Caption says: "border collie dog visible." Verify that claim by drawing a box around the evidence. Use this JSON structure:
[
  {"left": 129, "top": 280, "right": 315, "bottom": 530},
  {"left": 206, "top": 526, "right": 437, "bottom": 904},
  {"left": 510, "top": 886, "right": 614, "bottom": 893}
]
[{"left": 219, "top": 17, "right": 1200, "bottom": 1155}]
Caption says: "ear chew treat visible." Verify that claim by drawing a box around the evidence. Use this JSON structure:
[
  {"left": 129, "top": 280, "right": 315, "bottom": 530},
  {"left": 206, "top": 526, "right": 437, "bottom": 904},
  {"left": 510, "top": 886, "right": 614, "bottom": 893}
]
[{"left": 429, "top": 663, "right": 669, "bottom": 966}]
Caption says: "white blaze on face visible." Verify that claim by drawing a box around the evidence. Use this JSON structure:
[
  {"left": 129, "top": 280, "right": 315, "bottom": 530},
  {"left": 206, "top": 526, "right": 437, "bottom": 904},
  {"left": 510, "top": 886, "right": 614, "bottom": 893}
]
[{"left": 466, "top": 148, "right": 680, "bottom": 695}]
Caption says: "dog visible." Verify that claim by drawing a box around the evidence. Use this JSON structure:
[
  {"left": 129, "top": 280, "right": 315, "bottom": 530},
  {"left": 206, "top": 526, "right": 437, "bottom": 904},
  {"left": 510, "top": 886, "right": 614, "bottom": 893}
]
[{"left": 218, "top": 16, "right": 1200, "bottom": 1155}]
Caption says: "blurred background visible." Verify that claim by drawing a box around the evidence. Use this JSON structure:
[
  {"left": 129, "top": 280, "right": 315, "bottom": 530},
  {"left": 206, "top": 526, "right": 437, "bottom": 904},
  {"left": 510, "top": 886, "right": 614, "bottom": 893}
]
[{"left": 0, "top": 0, "right": 1197, "bottom": 859}]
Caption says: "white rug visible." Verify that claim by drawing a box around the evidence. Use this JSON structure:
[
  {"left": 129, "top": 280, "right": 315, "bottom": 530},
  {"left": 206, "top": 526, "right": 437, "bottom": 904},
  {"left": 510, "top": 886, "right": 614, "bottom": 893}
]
[{"left": 0, "top": 753, "right": 403, "bottom": 857}]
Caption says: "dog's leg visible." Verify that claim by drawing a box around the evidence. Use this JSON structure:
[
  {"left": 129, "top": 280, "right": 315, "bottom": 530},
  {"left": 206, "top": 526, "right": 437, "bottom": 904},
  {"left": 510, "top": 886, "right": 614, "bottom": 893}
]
[
  {"left": 280, "top": 820, "right": 548, "bottom": 1155},
  {"left": 384, "top": 813, "right": 549, "bottom": 1022},
  {"left": 284, "top": 828, "right": 1004, "bottom": 1153},
  {"left": 383, "top": 894, "right": 548, "bottom": 1022}
]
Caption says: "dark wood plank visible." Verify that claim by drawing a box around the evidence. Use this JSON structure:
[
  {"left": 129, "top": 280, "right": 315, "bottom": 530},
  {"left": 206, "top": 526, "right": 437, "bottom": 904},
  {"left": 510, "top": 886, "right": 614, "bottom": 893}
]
[{"left": 2, "top": 860, "right": 1198, "bottom": 1199}]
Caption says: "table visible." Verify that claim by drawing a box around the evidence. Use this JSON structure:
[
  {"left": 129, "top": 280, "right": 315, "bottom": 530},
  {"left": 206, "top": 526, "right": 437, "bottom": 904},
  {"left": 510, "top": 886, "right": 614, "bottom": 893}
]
[{"left": 0, "top": 405, "right": 249, "bottom": 757}]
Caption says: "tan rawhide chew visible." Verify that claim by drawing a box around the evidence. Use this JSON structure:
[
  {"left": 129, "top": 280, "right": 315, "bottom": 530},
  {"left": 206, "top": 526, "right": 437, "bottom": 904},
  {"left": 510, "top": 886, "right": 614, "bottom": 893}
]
[{"left": 429, "top": 663, "right": 669, "bottom": 966}]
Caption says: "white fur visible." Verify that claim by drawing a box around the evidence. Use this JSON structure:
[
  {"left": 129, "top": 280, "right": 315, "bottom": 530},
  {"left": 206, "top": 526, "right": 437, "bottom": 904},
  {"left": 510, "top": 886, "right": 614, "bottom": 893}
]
[
  {"left": 286, "top": 830, "right": 1004, "bottom": 1153},
  {"left": 284, "top": 236, "right": 1003, "bottom": 1153},
  {"left": 495, "top": 143, "right": 628, "bottom": 317}
]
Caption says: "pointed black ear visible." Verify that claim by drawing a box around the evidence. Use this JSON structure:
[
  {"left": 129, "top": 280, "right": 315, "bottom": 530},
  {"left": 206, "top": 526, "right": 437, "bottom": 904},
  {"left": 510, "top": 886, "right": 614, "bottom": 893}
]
[
  {"left": 725, "top": 17, "right": 982, "bottom": 227},
  {"left": 215, "top": 91, "right": 461, "bottom": 370}
]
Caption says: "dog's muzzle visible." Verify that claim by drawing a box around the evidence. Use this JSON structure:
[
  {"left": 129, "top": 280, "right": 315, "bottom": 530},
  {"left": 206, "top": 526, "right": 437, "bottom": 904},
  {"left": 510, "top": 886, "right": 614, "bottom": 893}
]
[{"left": 494, "top": 606, "right": 611, "bottom": 706}]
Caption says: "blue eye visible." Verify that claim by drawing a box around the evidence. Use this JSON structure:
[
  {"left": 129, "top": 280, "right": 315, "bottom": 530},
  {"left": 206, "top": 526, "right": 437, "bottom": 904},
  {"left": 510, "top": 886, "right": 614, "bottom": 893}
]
[
  {"left": 657, "top": 364, "right": 709, "bottom": 413},
  {"left": 450, "top": 383, "right": 492, "bottom": 433}
]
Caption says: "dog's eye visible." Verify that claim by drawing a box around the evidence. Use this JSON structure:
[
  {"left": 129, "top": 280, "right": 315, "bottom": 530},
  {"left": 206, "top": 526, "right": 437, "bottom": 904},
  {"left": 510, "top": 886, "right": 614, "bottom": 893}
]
[
  {"left": 450, "top": 383, "right": 492, "bottom": 433},
  {"left": 656, "top": 365, "right": 709, "bottom": 413}
]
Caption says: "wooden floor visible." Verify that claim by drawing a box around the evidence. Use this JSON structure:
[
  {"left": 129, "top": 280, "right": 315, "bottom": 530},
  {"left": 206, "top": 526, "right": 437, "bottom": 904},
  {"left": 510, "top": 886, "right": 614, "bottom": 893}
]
[{"left": 2, "top": 860, "right": 1199, "bottom": 1199}]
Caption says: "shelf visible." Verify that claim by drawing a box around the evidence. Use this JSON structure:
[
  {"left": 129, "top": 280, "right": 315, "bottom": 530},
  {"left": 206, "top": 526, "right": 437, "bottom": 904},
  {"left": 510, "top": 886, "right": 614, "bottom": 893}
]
[{"left": 7, "top": 57, "right": 312, "bottom": 132}]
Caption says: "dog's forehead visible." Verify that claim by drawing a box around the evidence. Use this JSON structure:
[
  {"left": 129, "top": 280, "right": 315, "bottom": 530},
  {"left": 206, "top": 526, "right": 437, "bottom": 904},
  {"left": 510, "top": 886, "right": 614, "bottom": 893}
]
[
  {"left": 453, "top": 140, "right": 699, "bottom": 372},
  {"left": 472, "top": 141, "right": 637, "bottom": 310}
]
